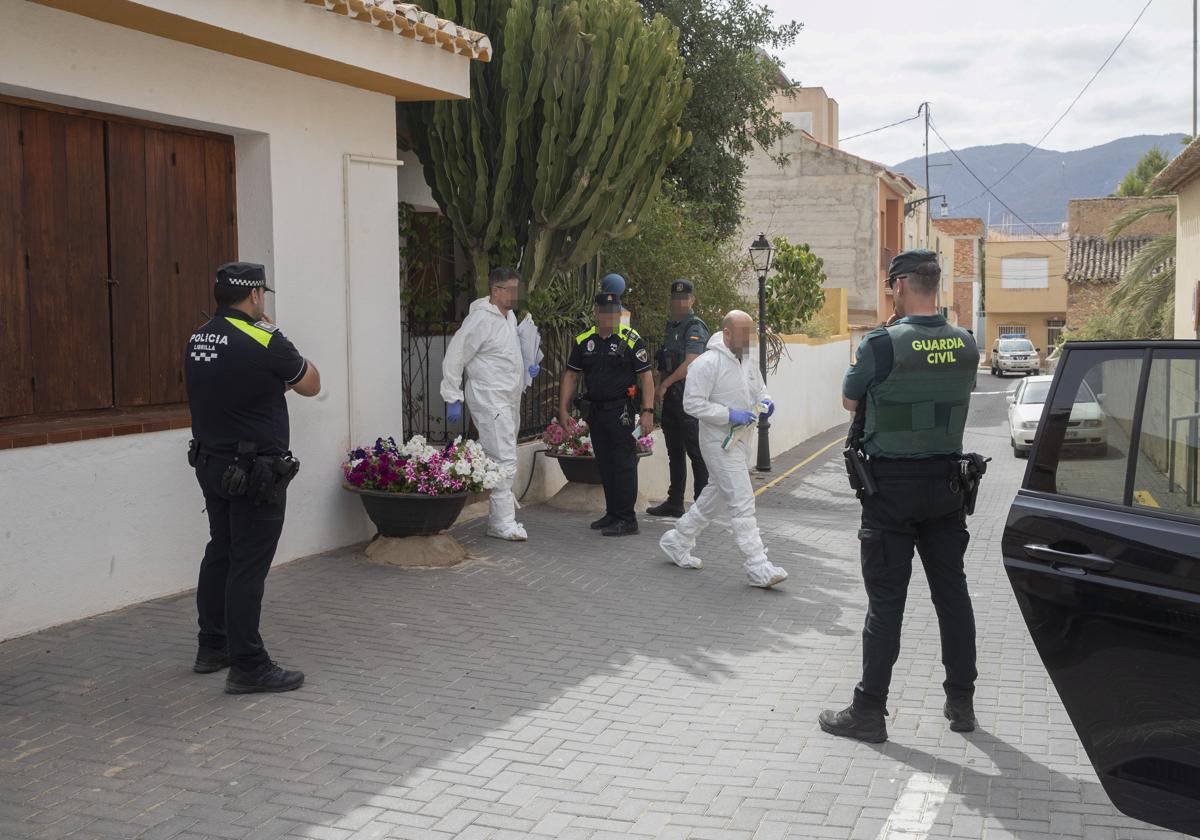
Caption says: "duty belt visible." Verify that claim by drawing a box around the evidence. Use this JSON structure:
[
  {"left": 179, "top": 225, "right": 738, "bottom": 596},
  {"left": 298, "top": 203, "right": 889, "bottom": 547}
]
[
  {"left": 589, "top": 397, "right": 631, "bottom": 411},
  {"left": 868, "top": 458, "right": 960, "bottom": 478}
]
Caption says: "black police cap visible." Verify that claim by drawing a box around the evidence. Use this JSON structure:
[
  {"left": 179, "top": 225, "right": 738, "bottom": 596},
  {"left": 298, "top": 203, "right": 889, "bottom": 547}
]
[
  {"left": 215, "top": 261, "right": 273, "bottom": 292},
  {"left": 670, "top": 279, "right": 694, "bottom": 298},
  {"left": 594, "top": 291, "right": 622, "bottom": 311},
  {"left": 886, "top": 249, "right": 938, "bottom": 280}
]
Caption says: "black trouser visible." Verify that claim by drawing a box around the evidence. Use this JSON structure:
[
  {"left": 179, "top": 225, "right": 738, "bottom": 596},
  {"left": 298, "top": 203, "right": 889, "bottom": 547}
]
[
  {"left": 853, "top": 459, "right": 976, "bottom": 711},
  {"left": 589, "top": 404, "right": 638, "bottom": 524},
  {"left": 194, "top": 453, "right": 286, "bottom": 670},
  {"left": 661, "top": 387, "right": 707, "bottom": 503}
]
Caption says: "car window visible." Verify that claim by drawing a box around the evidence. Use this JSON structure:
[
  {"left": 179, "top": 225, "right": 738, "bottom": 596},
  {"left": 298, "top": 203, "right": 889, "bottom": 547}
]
[
  {"left": 1019, "top": 380, "right": 1052, "bottom": 404},
  {"left": 1132, "top": 351, "right": 1200, "bottom": 519},
  {"left": 999, "top": 339, "right": 1035, "bottom": 352},
  {"left": 1029, "top": 348, "right": 1144, "bottom": 505}
]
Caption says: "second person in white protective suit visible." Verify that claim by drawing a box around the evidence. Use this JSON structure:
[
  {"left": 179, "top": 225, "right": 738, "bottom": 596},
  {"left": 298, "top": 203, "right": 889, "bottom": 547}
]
[
  {"left": 658, "top": 310, "right": 789, "bottom": 588},
  {"left": 440, "top": 267, "right": 539, "bottom": 541}
]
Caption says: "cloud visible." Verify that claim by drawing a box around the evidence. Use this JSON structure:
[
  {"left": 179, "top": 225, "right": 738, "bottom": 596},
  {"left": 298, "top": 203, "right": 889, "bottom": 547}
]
[{"left": 779, "top": 14, "right": 1190, "bottom": 165}]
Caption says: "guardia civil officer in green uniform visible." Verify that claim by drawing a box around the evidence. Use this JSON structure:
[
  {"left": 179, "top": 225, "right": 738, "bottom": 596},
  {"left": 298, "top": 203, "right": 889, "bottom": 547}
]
[
  {"left": 819, "top": 249, "right": 982, "bottom": 743},
  {"left": 559, "top": 292, "right": 655, "bottom": 536},
  {"left": 646, "top": 280, "right": 709, "bottom": 518},
  {"left": 185, "top": 262, "right": 321, "bottom": 695}
]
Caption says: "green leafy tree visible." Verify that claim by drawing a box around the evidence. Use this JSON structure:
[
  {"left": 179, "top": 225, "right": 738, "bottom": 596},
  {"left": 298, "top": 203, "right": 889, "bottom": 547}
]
[
  {"left": 638, "top": 0, "right": 802, "bottom": 239},
  {"left": 765, "top": 237, "right": 826, "bottom": 335},
  {"left": 403, "top": 0, "right": 691, "bottom": 294},
  {"left": 601, "top": 183, "right": 749, "bottom": 350},
  {"left": 1115, "top": 147, "right": 1171, "bottom": 197}
]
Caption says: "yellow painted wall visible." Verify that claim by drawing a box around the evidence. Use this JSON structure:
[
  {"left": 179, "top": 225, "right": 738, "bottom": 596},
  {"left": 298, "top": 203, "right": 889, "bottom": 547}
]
[
  {"left": 1175, "top": 186, "right": 1200, "bottom": 339},
  {"left": 985, "top": 313, "right": 1061, "bottom": 362},
  {"left": 984, "top": 238, "right": 1068, "bottom": 314}
]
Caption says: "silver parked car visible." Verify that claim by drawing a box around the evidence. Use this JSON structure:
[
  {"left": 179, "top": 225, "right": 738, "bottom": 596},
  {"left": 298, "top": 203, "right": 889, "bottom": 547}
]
[{"left": 990, "top": 335, "right": 1040, "bottom": 377}]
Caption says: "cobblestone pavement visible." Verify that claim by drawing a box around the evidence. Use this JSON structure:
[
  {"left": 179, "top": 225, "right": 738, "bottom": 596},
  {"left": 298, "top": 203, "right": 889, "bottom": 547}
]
[{"left": 0, "top": 389, "right": 1189, "bottom": 840}]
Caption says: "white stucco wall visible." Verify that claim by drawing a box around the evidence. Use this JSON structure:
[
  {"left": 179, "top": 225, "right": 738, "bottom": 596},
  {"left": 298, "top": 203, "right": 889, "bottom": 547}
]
[{"left": 0, "top": 3, "right": 423, "bottom": 639}]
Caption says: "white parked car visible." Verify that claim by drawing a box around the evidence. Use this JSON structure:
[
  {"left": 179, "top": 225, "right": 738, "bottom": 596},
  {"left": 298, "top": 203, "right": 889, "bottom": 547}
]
[{"left": 1007, "top": 375, "right": 1107, "bottom": 458}]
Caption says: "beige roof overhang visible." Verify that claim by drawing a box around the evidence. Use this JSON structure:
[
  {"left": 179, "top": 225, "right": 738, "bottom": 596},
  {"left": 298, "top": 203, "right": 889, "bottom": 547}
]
[
  {"left": 30, "top": 0, "right": 490, "bottom": 101},
  {"left": 1153, "top": 137, "right": 1200, "bottom": 193}
]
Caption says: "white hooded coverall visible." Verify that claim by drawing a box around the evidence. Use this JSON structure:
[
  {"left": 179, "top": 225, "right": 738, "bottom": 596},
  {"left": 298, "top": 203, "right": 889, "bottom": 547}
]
[
  {"left": 667, "top": 332, "right": 783, "bottom": 582},
  {"left": 440, "top": 298, "right": 525, "bottom": 533}
]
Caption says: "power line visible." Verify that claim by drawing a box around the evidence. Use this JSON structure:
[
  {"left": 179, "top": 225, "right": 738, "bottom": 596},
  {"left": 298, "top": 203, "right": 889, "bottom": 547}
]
[
  {"left": 928, "top": 118, "right": 1066, "bottom": 252},
  {"left": 951, "top": 0, "right": 1155, "bottom": 211},
  {"left": 839, "top": 112, "right": 921, "bottom": 143}
]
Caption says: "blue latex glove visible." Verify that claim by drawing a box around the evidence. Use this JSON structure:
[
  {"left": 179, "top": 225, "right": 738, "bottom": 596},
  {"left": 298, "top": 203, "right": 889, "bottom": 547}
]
[
  {"left": 447, "top": 401, "right": 463, "bottom": 423},
  {"left": 728, "top": 407, "right": 755, "bottom": 426},
  {"left": 528, "top": 364, "right": 540, "bottom": 378},
  {"left": 761, "top": 398, "right": 775, "bottom": 418}
]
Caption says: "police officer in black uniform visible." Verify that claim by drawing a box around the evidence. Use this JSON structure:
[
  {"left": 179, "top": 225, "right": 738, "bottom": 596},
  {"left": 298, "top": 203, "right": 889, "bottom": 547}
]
[
  {"left": 819, "top": 249, "right": 982, "bottom": 743},
  {"left": 559, "top": 292, "right": 655, "bottom": 536},
  {"left": 646, "top": 280, "right": 709, "bottom": 518},
  {"left": 185, "top": 262, "right": 321, "bottom": 694}
]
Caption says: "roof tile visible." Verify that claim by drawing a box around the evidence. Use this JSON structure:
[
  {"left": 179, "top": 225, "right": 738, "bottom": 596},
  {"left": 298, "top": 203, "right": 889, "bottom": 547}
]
[{"left": 1063, "top": 234, "right": 1172, "bottom": 282}]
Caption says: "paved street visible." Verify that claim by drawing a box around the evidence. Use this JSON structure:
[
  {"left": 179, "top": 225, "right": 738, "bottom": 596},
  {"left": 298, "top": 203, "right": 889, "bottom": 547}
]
[{"left": 0, "top": 382, "right": 1189, "bottom": 840}]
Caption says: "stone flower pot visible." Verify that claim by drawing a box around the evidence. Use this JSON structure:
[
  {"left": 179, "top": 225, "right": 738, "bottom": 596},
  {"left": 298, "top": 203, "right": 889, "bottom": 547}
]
[{"left": 343, "top": 484, "right": 472, "bottom": 537}]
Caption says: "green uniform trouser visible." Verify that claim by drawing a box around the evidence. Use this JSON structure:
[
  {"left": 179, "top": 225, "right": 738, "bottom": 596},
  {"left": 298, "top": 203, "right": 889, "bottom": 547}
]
[{"left": 854, "top": 458, "right": 977, "bottom": 711}]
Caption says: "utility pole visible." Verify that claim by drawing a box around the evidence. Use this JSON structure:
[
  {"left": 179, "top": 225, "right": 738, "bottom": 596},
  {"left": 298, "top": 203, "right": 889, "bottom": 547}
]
[{"left": 920, "top": 102, "right": 931, "bottom": 244}]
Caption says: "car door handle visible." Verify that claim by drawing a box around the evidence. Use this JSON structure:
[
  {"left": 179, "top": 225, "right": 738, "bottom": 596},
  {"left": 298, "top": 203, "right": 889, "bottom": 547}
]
[{"left": 1023, "top": 543, "right": 1115, "bottom": 573}]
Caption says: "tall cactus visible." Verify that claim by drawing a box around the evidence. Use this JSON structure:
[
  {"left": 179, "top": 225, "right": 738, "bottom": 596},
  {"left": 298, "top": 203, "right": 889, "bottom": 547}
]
[{"left": 403, "top": 0, "right": 691, "bottom": 294}]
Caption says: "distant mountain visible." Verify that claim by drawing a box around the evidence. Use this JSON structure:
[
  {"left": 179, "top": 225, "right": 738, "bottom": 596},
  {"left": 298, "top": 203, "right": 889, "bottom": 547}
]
[{"left": 890, "top": 134, "right": 1188, "bottom": 226}]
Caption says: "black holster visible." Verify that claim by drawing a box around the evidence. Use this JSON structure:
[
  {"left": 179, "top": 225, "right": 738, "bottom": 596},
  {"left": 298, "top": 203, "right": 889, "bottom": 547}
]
[
  {"left": 843, "top": 446, "right": 878, "bottom": 499},
  {"left": 249, "top": 452, "right": 300, "bottom": 506},
  {"left": 220, "top": 441, "right": 257, "bottom": 497},
  {"left": 187, "top": 438, "right": 200, "bottom": 468},
  {"left": 958, "top": 452, "right": 991, "bottom": 516},
  {"left": 574, "top": 397, "right": 593, "bottom": 422}
]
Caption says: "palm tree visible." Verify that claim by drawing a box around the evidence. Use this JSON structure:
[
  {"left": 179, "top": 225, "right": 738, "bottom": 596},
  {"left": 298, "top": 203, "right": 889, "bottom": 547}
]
[{"left": 1103, "top": 200, "right": 1177, "bottom": 338}]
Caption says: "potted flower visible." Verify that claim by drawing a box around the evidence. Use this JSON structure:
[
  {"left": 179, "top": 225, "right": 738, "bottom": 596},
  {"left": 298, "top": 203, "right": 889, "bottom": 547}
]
[
  {"left": 343, "top": 435, "right": 502, "bottom": 537},
  {"left": 542, "top": 418, "right": 653, "bottom": 485}
]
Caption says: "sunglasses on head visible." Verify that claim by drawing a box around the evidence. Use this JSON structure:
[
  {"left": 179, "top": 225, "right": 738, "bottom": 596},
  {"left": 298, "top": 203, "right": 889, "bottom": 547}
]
[{"left": 887, "top": 274, "right": 908, "bottom": 289}]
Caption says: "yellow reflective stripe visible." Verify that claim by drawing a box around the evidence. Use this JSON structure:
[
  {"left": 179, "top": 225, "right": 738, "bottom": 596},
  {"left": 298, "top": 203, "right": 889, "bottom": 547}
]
[
  {"left": 225, "top": 317, "right": 273, "bottom": 348},
  {"left": 575, "top": 326, "right": 597, "bottom": 344},
  {"left": 618, "top": 326, "right": 638, "bottom": 349}
]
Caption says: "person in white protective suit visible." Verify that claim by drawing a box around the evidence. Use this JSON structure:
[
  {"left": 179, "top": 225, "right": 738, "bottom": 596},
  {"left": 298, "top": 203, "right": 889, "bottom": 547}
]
[
  {"left": 440, "top": 267, "right": 539, "bottom": 541},
  {"left": 658, "top": 310, "right": 789, "bottom": 588}
]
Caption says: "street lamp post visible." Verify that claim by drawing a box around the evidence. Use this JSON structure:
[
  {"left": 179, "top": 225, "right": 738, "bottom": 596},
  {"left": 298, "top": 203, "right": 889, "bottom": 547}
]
[{"left": 749, "top": 233, "right": 774, "bottom": 472}]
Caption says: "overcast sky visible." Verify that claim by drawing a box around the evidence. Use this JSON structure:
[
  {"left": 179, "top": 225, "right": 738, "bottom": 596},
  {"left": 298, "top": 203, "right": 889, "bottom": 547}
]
[{"left": 768, "top": 0, "right": 1193, "bottom": 166}]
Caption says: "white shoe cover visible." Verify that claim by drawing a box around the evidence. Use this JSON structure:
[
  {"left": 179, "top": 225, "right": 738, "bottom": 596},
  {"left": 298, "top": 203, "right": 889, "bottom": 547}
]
[
  {"left": 745, "top": 560, "right": 788, "bottom": 588},
  {"left": 487, "top": 522, "right": 528, "bottom": 541},
  {"left": 660, "top": 530, "right": 702, "bottom": 570}
]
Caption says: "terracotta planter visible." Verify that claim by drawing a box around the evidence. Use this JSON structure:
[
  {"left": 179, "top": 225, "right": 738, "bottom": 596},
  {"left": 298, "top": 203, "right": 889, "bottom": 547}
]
[
  {"left": 546, "top": 451, "right": 649, "bottom": 485},
  {"left": 343, "top": 485, "right": 471, "bottom": 537}
]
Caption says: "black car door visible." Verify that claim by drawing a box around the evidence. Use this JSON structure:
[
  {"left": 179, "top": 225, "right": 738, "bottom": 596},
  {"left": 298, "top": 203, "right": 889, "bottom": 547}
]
[{"left": 1003, "top": 341, "right": 1200, "bottom": 837}]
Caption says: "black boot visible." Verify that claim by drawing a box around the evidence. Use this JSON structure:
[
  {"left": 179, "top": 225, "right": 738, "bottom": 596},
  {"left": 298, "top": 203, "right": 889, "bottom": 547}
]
[
  {"left": 601, "top": 519, "right": 639, "bottom": 536},
  {"left": 646, "top": 500, "right": 685, "bottom": 518},
  {"left": 944, "top": 696, "right": 977, "bottom": 732},
  {"left": 193, "top": 648, "right": 231, "bottom": 674},
  {"left": 818, "top": 705, "right": 888, "bottom": 743},
  {"left": 590, "top": 514, "right": 617, "bottom": 530},
  {"left": 225, "top": 661, "right": 305, "bottom": 695}
]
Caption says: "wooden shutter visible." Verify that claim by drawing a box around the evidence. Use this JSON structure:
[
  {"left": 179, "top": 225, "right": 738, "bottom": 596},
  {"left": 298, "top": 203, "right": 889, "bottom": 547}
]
[
  {"left": 146, "top": 129, "right": 211, "bottom": 405},
  {"left": 107, "top": 121, "right": 152, "bottom": 406},
  {"left": 112, "top": 126, "right": 236, "bottom": 408},
  {"left": 21, "top": 108, "right": 112, "bottom": 414},
  {"left": 0, "top": 103, "right": 32, "bottom": 419}
]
